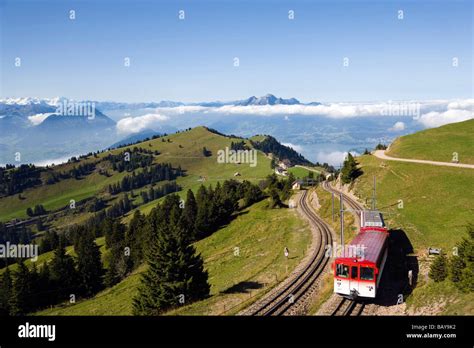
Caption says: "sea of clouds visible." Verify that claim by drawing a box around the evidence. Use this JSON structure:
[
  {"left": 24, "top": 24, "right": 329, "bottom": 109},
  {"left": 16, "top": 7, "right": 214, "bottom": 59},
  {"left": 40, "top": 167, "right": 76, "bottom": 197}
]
[{"left": 112, "top": 99, "right": 474, "bottom": 135}]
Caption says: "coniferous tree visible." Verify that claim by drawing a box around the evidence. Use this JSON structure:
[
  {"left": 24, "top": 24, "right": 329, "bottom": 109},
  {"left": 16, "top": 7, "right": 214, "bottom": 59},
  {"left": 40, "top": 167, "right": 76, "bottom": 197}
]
[
  {"left": 38, "top": 263, "right": 52, "bottom": 308},
  {"left": 29, "top": 263, "right": 40, "bottom": 310},
  {"left": 9, "top": 261, "right": 31, "bottom": 315},
  {"left": 104, "top": 221, "right": 130, "bottom": 287},
  {"left": 341, "top": 153, "right": 361, "bottom": 184},
  {"left": 49, "top": 236, "right": 78, "bottom": 302},
  {"left": 125, "top": 210, "right": 146, "bottom": 269},
  {"left": 133, "top": 204, "right": 209, "bottom": 315},
  {"left": 269, "top": 188, "right": 282, "bottom": 209},
  {"left": 449, "top": 256, "right": 465, "bottom": 283},
  {"left": 0, "top": 267, "right": 13, "bottom": 316},
  {"left": 429, "top": 253, "right": 448, "bottom": 282},
  {"left": 76, "top": 231, "right": 104, "bottom": 297},
  {"left": 182, "top": 190, "right": 198, "bottom": 240}
]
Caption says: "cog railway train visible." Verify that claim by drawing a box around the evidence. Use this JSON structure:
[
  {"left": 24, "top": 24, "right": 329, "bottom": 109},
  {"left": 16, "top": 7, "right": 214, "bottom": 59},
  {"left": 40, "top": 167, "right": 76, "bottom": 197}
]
[{"left": 333, "top": 210, "right": 388, "bottom": 299}]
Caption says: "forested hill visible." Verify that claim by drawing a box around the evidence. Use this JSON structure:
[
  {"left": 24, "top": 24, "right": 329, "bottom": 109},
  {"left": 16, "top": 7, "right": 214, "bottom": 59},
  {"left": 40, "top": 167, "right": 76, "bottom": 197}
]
[{"left": 250, "top": 135, "right": 312, "bottom": 166}]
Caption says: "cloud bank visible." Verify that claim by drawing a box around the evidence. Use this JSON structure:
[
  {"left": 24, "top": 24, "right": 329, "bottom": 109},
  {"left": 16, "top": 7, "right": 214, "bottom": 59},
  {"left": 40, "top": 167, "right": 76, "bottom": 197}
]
[
  {"left": 315, "top": 150, "right": 359, "bottom": 166},
  {"left": 28, "top": 113, "right": 54, "bottom": 125},
  {"left": 389, "top": 121, "right": 406, "bottom": 131},
  {"left": 115, "top": 99, "right": 473, "bottom": 134},
  {"left": 414, "top": 99, "right": 474, "bottom": 128},
  {"left": 151, "top": 99, "right": 473, "bottom": 126},
  {"left": 282, "top": 142, "right": 304, "bottom": 153},
  {"left": 116, "top": 113, "right": 169, "bottom": 135}
]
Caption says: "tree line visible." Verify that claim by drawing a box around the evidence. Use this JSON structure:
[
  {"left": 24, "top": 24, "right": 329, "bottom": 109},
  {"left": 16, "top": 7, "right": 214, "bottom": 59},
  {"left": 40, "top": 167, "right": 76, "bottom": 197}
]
[
  {"left": 0, "top": 232, "right": 103, "bottom": 315},
  {"left": 429, "top": 224, "right": 473, "bottom": 292},
  {"left": 0, "top": 164, "right": 43, "bottom": 197},
  {"left": 107, "top": 163, "right": 183, "bottom": 195},
  {"left": 0, "top": 173, "right": 295, "bottom": 315}
]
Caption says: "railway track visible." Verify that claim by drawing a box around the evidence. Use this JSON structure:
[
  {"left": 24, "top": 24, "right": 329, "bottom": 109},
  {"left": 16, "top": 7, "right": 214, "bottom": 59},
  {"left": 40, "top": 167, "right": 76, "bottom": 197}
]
[
  {"left": 322, "top": 181, "right": 368, "bottom": 316},
  {"left": 331, "top": 298, "right": 365, "bottom": 316},
  {"left": 248, "top": 190, "right": 333, "bottom": 316},
  {"left": 321, "top": 181, "right": 364, "bottom": 218}
]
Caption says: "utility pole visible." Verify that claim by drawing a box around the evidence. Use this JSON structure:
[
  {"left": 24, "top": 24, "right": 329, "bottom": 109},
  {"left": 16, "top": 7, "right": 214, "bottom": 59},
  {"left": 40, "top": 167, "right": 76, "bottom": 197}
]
[
  {"left": 372, "top": 175, "right": 376, "bottom": 210},
  {"left": 340, "top": 193, "right": 344, "bottom": 246},
  {"left": 332, "top": 192, "right": 335, "bottom": 222}
]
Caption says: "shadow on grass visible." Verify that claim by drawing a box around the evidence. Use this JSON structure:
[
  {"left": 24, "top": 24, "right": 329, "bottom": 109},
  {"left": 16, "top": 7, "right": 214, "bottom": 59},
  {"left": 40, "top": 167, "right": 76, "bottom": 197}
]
[
  {"left": 371, "top": 228, "right": 419, "bottom": 307},
  {"left": 222, "top": 281, "right": 264, "bottom": 294}
]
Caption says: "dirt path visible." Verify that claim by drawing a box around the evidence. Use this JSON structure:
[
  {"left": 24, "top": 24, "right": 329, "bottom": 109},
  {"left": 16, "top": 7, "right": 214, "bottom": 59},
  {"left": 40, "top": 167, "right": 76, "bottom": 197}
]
[{"left": 373, "top": 150, "right": 474, "bottom": 169}]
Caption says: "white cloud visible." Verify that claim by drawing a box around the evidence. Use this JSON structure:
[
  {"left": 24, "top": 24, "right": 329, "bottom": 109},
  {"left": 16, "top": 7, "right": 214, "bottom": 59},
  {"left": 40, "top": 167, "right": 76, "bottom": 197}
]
[
  {"left": 389, "top": 121, "right": 406, "bottom": 131},
  {"left": 315, "top": 151, "right": 359, "bottom": 166},
  {"left": 282, "top": 143, "right": 304, "bottom": 153},
  {"left": 154, "top": 105, "right": 208, "bottom": 115},
  {"left": 415, "top": 109, "right": 473, "bottom": 128},
  {"left": 119, "top": 98, "right": 473, "bottom": 131},
  {"left": 116, "top": 113, "right": 169, "bottom": 135},
  {"left": 28, "top": 113, "right": 54, "bottom": 125},
  {"left": 414, "top": 99, "right": 474, "bottom": 128},
  {"left": 152, "top": 99, "right": 473, "bottom": 125}
]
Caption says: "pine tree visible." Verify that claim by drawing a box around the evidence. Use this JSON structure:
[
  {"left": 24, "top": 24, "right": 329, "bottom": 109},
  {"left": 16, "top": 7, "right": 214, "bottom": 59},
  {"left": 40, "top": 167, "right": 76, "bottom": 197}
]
[
  {"left": 49, "top": 236, "right": 78, "bottom": 302},
  {"left": 133, "top": 205, "right": 209, "bottom": 315},
  {"left": 449, "top": 255, "right": 465, "bottom": 283},
  {"left": 182, "top": 190, "right": 198, "bottom": 240},
  {"left": 341, "top": 153, "right": 359, "bottom": 184},
  {"left": 9, "top": 261, "right": 31, "bottom": 315},
  {"left": 429, "top": 253, "right": 448, "bottom": 282},
  {"left": 0, "top": 267, "right": 13, "bottom": 315},
  {"left": 269, "top": 188, "right": 282, "bottom": 208},
  {"left": 38, "top": 264, "right": 52, "bottom": 308},
  {"left": 76, "top": 231, "right": 104, "bottom": 297},
  {"left": 125, "top": 210, "right": 146, "bottom": 268},
  {"left": 104, "top": 222, "right": 130, "bottom": 287}
]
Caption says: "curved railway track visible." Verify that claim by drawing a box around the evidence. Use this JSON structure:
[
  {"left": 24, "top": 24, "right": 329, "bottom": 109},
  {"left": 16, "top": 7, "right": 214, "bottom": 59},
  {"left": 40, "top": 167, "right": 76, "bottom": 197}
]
[
  {"left": 248, "top": 190, "right": 333, "bottom": 316},
  {"left": 322, "top": 181, "right": 368, "bottom": 316},
  {"left": 321, "top": 181, "right": 364, "bottom": 218}
]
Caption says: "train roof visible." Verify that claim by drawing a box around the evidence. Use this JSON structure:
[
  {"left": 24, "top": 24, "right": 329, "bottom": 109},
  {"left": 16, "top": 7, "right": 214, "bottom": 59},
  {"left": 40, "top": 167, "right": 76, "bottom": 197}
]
[
  {"left": 360, "top": 210, "right": 385, "bottom": 228},
  {"left": 337, "top": 230, "right": 388, "bottom": 265}
]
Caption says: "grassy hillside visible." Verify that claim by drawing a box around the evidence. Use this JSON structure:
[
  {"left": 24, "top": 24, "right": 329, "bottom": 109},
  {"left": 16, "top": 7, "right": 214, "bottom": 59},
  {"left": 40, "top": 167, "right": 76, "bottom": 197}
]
[
  {"left": 353, "top": 121, "right": 474, "bottom": 314},
  {"left": 354, "top": 155, "right": 473, "bottom": 251},
  {"left": 0, "top": 127, "right": 273, "bottom": 222},
  {"left": 36, "top": 199, "right": 311, "bottom": 315},
  {"left": 387, "top": 119, "right": 474, "bottom": 164}
]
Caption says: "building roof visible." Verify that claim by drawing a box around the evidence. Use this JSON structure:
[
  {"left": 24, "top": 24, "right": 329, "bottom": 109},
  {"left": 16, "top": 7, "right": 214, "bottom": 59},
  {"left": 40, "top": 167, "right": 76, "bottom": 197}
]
[{"left": 360, "top": 210, "right": 385, "bottom": 228}]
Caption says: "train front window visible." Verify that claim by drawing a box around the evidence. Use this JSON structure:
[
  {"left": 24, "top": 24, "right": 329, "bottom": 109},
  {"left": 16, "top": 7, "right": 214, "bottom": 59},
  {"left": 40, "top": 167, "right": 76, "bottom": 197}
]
[
  {"left": 351, "top": 266, "right": 358, "bottom": 280},
  {"left": 336, "top": 264, "right": 349, "bottom": 278},
  {"left": 360, "top": 267, "right": 374, "bottom": 280}
]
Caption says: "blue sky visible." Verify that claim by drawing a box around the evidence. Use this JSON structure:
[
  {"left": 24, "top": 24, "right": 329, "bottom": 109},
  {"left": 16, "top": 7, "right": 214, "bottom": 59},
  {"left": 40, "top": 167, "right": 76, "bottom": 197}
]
[{"left": 0, "top": 0, "right": 472, "bottom": 102}]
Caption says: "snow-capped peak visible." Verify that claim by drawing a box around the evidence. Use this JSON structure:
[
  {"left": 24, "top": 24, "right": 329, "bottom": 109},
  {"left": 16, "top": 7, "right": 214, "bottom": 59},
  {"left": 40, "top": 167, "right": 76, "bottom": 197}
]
[{"left": 0, "top": 96, "right": 67, "bottom": 106}]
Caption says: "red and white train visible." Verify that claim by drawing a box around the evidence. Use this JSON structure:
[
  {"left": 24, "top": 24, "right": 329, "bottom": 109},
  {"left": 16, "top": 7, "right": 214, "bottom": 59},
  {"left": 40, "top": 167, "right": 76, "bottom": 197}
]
[{"left": 333, "top": 210, "right": 388, "bottom": 299}]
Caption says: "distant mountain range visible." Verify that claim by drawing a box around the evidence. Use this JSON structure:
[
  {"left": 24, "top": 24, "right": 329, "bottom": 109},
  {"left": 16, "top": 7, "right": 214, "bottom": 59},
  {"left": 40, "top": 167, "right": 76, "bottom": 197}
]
[{"left": 0, "top": 94, "right": 319, "bottom": 113}]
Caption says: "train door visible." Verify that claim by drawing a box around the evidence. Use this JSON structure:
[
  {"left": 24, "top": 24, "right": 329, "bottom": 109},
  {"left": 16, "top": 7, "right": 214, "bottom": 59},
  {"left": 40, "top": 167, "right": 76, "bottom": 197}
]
[
  {"left": 335, "top": 263, "right": 350, "bottom": 295},
  {"left": 349, "top": 265, "right": 359, "bottom": 297}
]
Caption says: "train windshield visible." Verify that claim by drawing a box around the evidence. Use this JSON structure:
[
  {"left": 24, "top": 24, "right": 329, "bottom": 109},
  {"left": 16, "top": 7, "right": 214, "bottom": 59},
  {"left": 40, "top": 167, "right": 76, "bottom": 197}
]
[
  {"left": 360, "top": 267, "right": 374, "bottom": 280},
  {"left": 336, "top": 264, "right": 349, "bottom": 278}
]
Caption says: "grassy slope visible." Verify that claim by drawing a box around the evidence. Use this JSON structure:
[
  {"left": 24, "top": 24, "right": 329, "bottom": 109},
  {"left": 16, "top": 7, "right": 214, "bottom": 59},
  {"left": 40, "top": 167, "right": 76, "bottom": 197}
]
[
  {"left": 36, "top": 199, "right": 311, "bottom": 315},
  {"left": 288, "top": 167, "right": 312, "bottom": 179},
  {"left": 354, "top": 155, "right": 473, "bottom": 251},
  {"left": 387, "top": 119, "right": 474, "bottom": 164},
  {"left": 0, "top": 127, "right": 273, "bottom": 222},
  {"left": 353, "top": 121, "right": 474, "bottom": 314}
]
